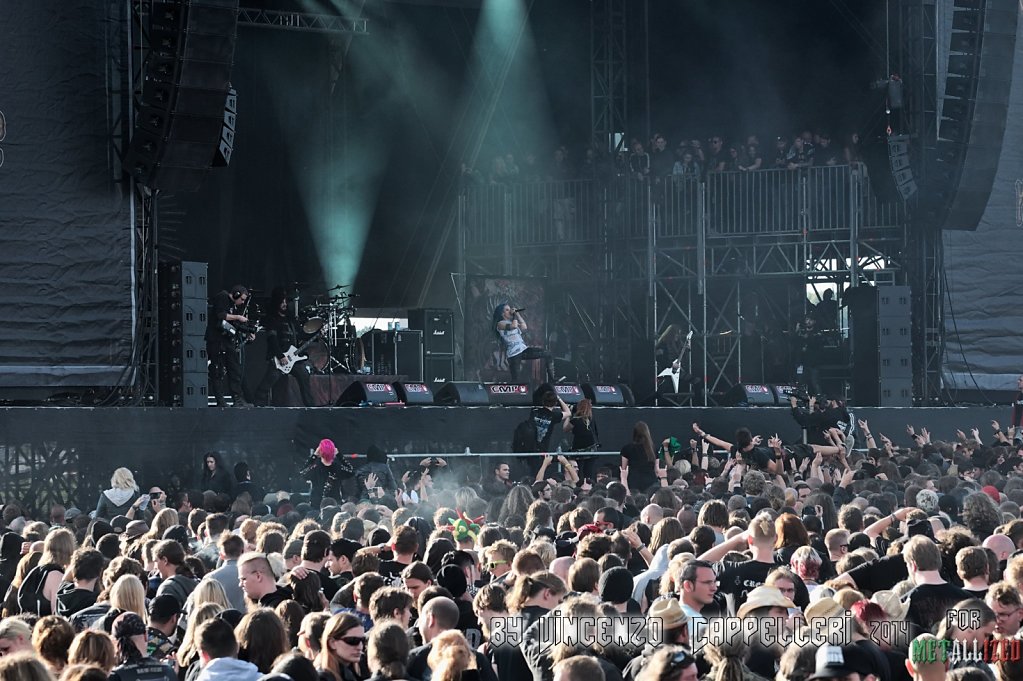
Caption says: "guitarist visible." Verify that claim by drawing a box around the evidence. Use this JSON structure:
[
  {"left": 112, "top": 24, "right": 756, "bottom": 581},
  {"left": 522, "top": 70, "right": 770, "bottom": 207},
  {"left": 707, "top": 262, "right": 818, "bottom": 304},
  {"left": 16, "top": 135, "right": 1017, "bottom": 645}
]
[
  {"left": 654, "top": 324, "right": 702, "bottom": 400},
  {"left": 206, "top": 284, "right": 254, "bottom": 407},
  {"left": 254, "top": 287, "right": 316, "bottom": 407}
]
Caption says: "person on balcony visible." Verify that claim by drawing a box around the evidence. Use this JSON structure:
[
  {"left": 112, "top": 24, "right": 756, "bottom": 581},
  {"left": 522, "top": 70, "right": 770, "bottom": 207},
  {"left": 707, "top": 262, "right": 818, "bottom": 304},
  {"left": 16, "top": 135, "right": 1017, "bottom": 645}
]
[
  {"left": 786, "top": 137, "right": 814, "bottom": 169},
  {"left": 738, "top": 144, "right": 763, "bottom": 171},
  {"left": 814, "top": 133, "right": 841, "bottom": 166}
]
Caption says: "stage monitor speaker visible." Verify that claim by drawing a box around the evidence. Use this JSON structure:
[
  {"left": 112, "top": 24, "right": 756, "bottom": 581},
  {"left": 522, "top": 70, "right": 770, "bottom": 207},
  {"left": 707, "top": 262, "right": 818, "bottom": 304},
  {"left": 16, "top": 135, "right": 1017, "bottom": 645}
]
[
  {"left": 772, "top": 384, "right": 801, "bottom": 404},
  {"left": 393, "top": 382, "right": 434, "bottom": 405},
  {"left": 547, "top": 383, "right": 585, "bottom": 405},
  {"left": 336, "top": 381, "right": 401, "bottom": 407},
  {"left": 485, "top": 383, "right": 533, "bottom": 406},
  {"left": 581, "top": 384, "right": 630, "bottom": 406},
  {"left": 434, "top": 381, "right": 490, "bottom": 406},
  {"left": 723, "top": 383, "right": 777, "bottom": 407},
  {"left": 363, "top": 330, "right": 424, "bottom": 381},
  {"left": 406, "top": 308, "right": 454, "bottom": 356},
  {"left": 423, "top": 356, "right": 454, "bottom": 386}
]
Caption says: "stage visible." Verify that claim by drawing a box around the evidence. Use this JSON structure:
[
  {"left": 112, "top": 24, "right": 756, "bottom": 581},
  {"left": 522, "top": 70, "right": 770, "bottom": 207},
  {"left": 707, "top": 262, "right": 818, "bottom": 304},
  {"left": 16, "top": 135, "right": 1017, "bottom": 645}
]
[{"left": 0, "top": 404, "right": 1006, "bottom": 515}]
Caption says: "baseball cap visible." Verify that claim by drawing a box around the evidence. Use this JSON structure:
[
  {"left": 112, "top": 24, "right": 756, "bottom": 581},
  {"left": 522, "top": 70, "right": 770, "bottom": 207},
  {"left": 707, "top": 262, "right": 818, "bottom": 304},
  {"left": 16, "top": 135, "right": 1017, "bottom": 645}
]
[
  {"left": 808, "top": 645, "right": 875, "bottom": 680},
  {"left": 148, "top": 594, "right": 181, "bottom": 621}
]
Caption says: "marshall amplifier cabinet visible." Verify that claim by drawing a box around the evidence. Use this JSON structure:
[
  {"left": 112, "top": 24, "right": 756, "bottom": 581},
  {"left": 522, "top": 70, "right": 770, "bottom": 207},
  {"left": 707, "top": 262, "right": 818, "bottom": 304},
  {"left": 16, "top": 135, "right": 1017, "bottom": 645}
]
[
  {"left": 485, "top": 383, "right": 532, "bottom": 406},
  {"left": 336, "top": 381, "right": 401, "bottom": 406},
  {"left": 406, "top": 308, "right": 454, "bottom": 356},
  {"left": 363, "top": 330, "right": 423, "bottom": 381},
  {"left": 394, "top": 382, "right": 434, "bottom": 405},
  {"left": 423, "top": 356, "right": 454, "bottom": 386}
]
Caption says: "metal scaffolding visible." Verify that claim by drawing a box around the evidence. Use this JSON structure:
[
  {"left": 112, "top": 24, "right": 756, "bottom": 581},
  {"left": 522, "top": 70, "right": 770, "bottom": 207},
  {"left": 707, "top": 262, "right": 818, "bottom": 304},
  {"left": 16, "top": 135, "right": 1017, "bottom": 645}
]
[{"left": 458, "top": 165, "right": 908, "bottom": 403}]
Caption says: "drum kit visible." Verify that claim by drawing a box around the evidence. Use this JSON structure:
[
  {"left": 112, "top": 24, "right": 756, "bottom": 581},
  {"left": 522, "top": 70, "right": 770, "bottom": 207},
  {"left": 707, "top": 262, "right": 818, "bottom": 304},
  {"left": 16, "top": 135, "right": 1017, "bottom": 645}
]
[{"left": 294, "top": 284, "right": 363, "bottom": 374}]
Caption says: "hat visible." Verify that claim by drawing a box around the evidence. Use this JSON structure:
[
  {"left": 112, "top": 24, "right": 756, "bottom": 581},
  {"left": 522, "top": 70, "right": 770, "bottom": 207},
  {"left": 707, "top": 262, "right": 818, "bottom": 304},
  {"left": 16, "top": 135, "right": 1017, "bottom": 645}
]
[
  {"left": 983, "top": 485, "right": 1001, "bottom": 503},
  {"left": 647, "top": 597, "right": 686, "bottom": 631},
  {"left": 330, "top": 538, "right": 361, "bottom": 562},
  {"left": 162, "top": 525, "right": 190, "bottom": 546},
  {"left": 437, "top": 564, "right": 467, "bottom": 598},
  {"left": 871, "top": 590, "right": 909, "bottom": 620},
  {"left": 216, "top": 609, "right": 244, "bottom": 628},
  {"left": 915, "top": 489, "right": 939, "bottom": 514},
  {"left": 124, "top": 520, "right": 148, "bottom": 539},
  {"left": 736, "top": 586, "right": 796, "bottom": 618},
  {"left": 90, "top": 520, "right": 114, "bottom": 543},
  {"left": 598, "top": 567, "right": 634, "bottom": 605},
  {"left": 808, "top": 645, "right": 875, "bottom": 680},
  {"left": 148, "top": 594, "right": 181, "bottom": 621},
  {"left": 64, "top": 508, "right": 82, "bottom": 522},
  {"left": 284, "top": 539, "right": 303, "bottom": 560},
  {"left": 906, "top": 518, "right": 934, "bottom": 540},
  {"left": 804, "top": 596, "right": 843, "bottom": 620},
  {"left": 110, "top": 516, "right": 130, "bottom": 534}
]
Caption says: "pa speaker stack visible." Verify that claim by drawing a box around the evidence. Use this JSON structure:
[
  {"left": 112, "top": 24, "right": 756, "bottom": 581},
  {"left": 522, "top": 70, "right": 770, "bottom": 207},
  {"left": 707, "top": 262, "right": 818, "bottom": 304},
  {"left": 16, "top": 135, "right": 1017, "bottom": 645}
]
[
  {"left": 158, "top": 261, "right": 208, "bottom": 407},
  {"left": 407, "top": 309, "right": 454, "bottom": 387},
  {"left": 336, "top": 381, "right": 402, "bottom": 407},
  {"left": 434, "top": 381, "right": 490, "bottom": 406},
  {"left": 126, "top": 0, "right": 240, "bottom": 193}
]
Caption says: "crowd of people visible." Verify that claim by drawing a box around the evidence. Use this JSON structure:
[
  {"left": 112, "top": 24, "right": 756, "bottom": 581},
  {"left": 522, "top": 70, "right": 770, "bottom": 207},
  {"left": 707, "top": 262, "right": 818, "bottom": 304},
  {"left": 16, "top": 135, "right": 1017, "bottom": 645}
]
[
  {"left": 1, "top": 389, "right": 1023, "bottom": 681},
  {"left": 462, "top": 129, "right": 865, "bottom": 188}
]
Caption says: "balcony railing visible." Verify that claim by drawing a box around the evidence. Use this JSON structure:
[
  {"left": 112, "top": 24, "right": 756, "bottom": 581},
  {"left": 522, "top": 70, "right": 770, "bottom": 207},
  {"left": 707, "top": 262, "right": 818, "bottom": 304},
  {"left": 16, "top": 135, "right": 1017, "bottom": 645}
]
[{"left": 461, "top": 164, "right": 904, "bottom": 247}]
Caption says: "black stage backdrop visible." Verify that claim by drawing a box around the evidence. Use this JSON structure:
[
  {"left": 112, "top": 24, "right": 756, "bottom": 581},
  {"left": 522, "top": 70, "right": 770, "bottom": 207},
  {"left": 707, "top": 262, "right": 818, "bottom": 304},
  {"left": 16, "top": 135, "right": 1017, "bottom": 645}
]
[
  {"left": 0, "top": 1, "right": 133, "bottom": 387},
  {"left": 0, "top": 405, "right": 1005, "bottom": 515}
]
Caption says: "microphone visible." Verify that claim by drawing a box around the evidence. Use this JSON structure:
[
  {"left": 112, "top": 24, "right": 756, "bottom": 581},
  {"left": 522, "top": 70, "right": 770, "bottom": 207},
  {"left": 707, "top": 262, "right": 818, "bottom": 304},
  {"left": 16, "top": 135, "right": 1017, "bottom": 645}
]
[{"left": 514, "top": 307, "right": 526, "bottom": 313}]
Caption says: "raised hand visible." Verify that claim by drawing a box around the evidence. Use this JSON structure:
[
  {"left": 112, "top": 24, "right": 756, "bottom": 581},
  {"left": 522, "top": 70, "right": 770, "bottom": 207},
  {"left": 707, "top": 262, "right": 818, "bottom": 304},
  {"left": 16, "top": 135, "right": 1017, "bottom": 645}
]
[
  {"left": 992, "top": 420, "right": 1002, "bottom": 432},
  {"left": 906, "top": 424, "right": 916, "bottom": 436},
  {"left": 692, "top": 422, "right": 703, "bottom": 436},
  {"left": 768, "top": 435, "right": 782, "bottom": 449},
  {"left": 956, "top": 429, "right": 967, "bottom": 441},
  {"left": 857, "top": 419, "right": 869, "bottom": 432},
  {"left": 752, "top": 435, "right": 763, "bottom": 446},
  {"left": 542, "top": 454, "right": 553, "bottom": 468},
  {"left": 971, "top": 427, "right": 980, "bottom": 440},
  {"left": 365, "top": 472, "right": 379, "bottom": 489}
]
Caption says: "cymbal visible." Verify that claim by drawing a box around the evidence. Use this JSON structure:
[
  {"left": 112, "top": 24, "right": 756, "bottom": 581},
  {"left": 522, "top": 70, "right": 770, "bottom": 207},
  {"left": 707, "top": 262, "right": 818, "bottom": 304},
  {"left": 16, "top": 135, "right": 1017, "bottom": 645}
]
[{"left": 328, "top": 283, "right": 351, "bottom": 291}]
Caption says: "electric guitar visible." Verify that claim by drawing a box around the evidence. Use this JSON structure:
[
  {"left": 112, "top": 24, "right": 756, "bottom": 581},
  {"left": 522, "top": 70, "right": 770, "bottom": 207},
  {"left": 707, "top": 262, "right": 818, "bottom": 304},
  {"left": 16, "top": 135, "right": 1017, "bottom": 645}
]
[
  {"left": 657, "top": 330, "right": 693, "bottom": 392},
  {"left": 276, "top": 334, "right": 322, "bottom": 374}
]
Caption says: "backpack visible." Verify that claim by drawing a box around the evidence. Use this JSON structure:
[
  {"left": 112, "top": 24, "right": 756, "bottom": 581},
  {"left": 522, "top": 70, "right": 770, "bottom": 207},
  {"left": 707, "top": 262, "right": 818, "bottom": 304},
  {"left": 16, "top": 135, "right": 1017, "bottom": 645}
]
[
  {"left": 512, "top": 417, "right": 539, "bottom": 453},
  {"left": 17, "top": 563, "right": 61, "bottom": 616}
]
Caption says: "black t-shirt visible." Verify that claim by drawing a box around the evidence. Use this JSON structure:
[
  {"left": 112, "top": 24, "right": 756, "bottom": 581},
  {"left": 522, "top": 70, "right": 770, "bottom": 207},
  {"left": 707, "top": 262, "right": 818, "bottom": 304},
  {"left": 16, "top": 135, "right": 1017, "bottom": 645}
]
[
  {"left": 620, "top": 443, "right": 656, "bottom": 491},
  {"left": 319, "top": 567, "right": 339, "bottom": 600},
  {"left": 531, "top": 407, "right": 564, "bottom": 451},
  {"left": 729, "top": 445, "right": 776, "bottom": 471},
  {"left": 205, "top": 290, "right": 237, "bottom": 344},
  {"left": 570, "top": 417, "right": 598, "bottom": 452},
  {"left": 56, "top": 583, "right": 98, "bottom": 618},
  {"left": 713, "top": 559, "right": 810, "bottom": 614},
  {"left": 846, "top": 554, "right": 908, "bottom": 593},
  {"left": 903, "top": 582, "right": 971, "bottom": 633},
  {"left": 263, "top": 313, "right": 301, "bottom": 361},
  {"left": 378, "top": 559, "right": 410, "bottom": 587}
]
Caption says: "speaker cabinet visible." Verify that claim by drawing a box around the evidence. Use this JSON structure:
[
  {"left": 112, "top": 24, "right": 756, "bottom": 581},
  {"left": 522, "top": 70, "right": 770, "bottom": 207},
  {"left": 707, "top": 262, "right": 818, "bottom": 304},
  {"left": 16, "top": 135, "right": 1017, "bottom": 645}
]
[
  {"left": 723, "top": 383, "right": 777, "bottom": 407},
  {"left": 434, "top": 382, "right": 490, "bottom": 406},
  {"left": 484, "top": 383, "right": 532, "bottom": 406},
  {"left": 363, "top": 330, "right": 423, "bottom": 381},
  {"left": 336, "top": 381, "right": 400, "bottom": 406},
  {"left": 407, "top": 308, "right": 454, "bottom": 356},
  {"left": 582, "top": 384, "right": 630, "bottom": 406},
  {"left": 423, "top": 356, "right": 454, "bottom": 386},
  {"left": 393, "top": 382, "right": 434, "bottom": 405}
]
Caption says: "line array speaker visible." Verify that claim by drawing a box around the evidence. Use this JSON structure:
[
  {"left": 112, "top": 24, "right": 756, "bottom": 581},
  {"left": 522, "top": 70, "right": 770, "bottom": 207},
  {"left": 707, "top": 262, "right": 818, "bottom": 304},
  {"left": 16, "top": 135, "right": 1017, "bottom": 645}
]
[{"left": 126, "top": 0, "right": 240, "bottom": 193}]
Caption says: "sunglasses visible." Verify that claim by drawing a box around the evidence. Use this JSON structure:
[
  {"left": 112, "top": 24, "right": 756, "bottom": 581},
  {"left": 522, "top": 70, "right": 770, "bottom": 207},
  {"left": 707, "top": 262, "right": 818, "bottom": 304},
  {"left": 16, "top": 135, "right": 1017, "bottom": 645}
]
[
  {"left": 339, "top": 636, "right": 365, "bottom": 646},
  {"left": 487, "top": 560, "right": 508, "bottom": 569}
]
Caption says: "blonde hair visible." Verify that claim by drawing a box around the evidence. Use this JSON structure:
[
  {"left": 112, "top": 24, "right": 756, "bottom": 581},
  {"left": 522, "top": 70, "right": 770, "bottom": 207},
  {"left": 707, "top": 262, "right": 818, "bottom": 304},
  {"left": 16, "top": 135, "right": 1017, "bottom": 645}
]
[
  {"left": 176, "top": 602, "right": 225, "bottom": 668},
  {"left": 528, "top": 539, "right": 555, "bottom": 568},
  {"left": 110, "top": 467, "right": 138, "bottom": 491},
  {"left": 749, "top": 516, "right": 776, "bottom": 544},
  {"left": 189, "top": 578, "right": 231, "bottom": 611},
  {"left": 145, "top": 508, "right": 178, "bottom": 542},
  {"left": 427, "top": 630, "right": 472, "bottom": 681},
  {"left": 109, "top": 574, "right": 146, "bottom": 619},
  {"left": 68, "top": 630, "right": 116, "bottom": 673},
  {"left": 40, "top": 528, "right": 76, "bottom": 569}
]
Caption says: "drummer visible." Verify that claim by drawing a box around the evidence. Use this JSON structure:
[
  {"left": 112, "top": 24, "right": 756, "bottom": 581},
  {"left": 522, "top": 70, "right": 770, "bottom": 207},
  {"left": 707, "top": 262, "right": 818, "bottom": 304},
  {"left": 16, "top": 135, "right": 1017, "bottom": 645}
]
[{"left": 254, "top": 287, "right": 318, "bottom": 406}]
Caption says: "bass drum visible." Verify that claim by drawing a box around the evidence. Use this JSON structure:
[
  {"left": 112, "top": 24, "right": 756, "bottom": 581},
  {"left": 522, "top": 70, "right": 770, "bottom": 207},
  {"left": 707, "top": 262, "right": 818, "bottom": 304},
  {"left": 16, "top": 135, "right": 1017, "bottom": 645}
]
[{"left": 304, "top": 339, "right": 331, "bottom": 374}]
